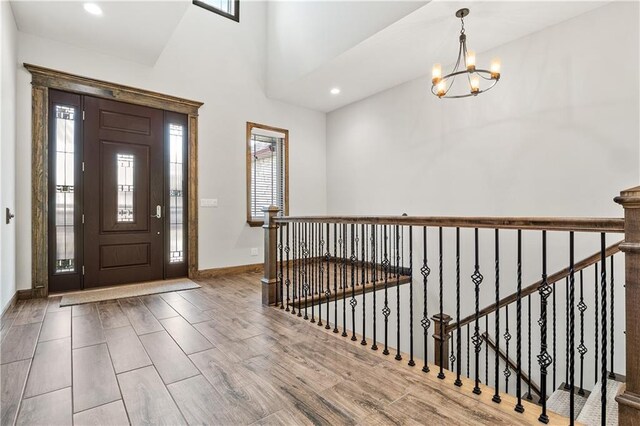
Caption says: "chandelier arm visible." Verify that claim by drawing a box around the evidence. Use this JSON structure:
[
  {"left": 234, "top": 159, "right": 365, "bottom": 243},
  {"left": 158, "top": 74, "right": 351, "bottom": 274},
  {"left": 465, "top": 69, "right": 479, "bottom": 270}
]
[{"left": 435, "top": 77, "right": 498, "bottom": 99}]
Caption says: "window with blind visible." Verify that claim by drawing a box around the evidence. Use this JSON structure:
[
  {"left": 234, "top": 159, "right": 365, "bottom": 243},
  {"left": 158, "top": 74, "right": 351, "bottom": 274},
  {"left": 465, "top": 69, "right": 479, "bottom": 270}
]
[{"left": 246, "top": 122, "right": 288, "bottom": 226}]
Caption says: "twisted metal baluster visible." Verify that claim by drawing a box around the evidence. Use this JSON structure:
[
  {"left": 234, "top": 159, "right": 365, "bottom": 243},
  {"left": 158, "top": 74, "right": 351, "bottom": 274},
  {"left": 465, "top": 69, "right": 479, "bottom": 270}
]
[
  {"left": 342, "top": 224, "right": 348, "bottom": 337},
  {"left": 450, "top": 331, "right": 456, "bottom": 373},
  {"left": 298, "top": 223, "right": 302, "bottom": 317},
  {"left": 333, "top": 224, "right": 339, "bottom": 333},
  {"left": 578, "top": 270, "right": 587, "bottom": 396},
  {"left": 438, "top": 227, "right": 445, "bottom": 379},
  {"left": 466, "top": 323, "right": 470, "bottom": 378},
  {"left": 383, "top": 225, "right": 391, "bottom": 355},
  {"left": 361, "top": 224, "right": 367, "bottom": 345},
  {"left": 526, "top": 294, "right": 533, "bottom": 401},
  {"left": 504, "top": 304, "right": 512, "bottom": 394},
  {"left": 292, "top": 223, "right": 297, "bottom": 316},
  {"left": 408, "top": 225, "right": 414, "bottom": 366},
  {"left": 325, "top": 223, "right": 331, "bottom": 329},
  {"left": 472, "top": 228, "right": 483, "bottom": 394},
  {"left": 565, "top": 277, "right": 569, "bottom": 390},
  {"left": 350, "top": 224, "right": 357, "bottom": 341},
  {"left": 492, "top": 229, "right": 501, "bottom": 404},
  {"left": 515, "top": 229, "right": 524, "bottom": 413},
  {"left": 600, "top": 233, "right": 608, "bottom": 425},
  {"left": 395, "top": 226, "right": 402, "bottom": 361},
  {"left": 455, "top": 228, "right": 462, "bottom": 387},
  {"left": 421, "top": 226, "right": 430, "bottom": 372},
  {"left": 278, "top": 224, "right": 283, "bottom": 308},
  {"left": 485, "top": 315, "right": 489, "bottom": 386},
  {"left": 594, "top": 263, "right": 599, "bottom": 384},
  {"left": 569, "top": 232, "right": 576, "bottom": 424},
  {"left": 609, "top": 256, "right": 615, "bottom": 379},
  {"left": 371, "top": 225, "right": 379, "bottom": 351},
  {"left": 285, "top": 224, "right": 291, "bottom": 312},
  {"left": 552, "top": 278, "right": 557, "bottom": 390},
  {"left": 318, "top": 224, "right": 324, "bottom": 327},
  {"left": 537, "top": 231, "right": 552, "bottom": 424},
  {"left": 310, "top": 224, "right": 315, "bottom": 323},
  {"left": 303, "top": 223, "right": 309, "bottom": 320}
]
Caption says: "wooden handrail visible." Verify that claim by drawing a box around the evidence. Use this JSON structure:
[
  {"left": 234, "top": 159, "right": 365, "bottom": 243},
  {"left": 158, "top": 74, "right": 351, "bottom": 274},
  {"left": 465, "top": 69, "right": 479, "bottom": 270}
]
[
  {"left": 274, "top": 216, "right": 624, "bottom": 233},
  {"left": 446, "top": 242, "right": 622, "bottom": 334}
]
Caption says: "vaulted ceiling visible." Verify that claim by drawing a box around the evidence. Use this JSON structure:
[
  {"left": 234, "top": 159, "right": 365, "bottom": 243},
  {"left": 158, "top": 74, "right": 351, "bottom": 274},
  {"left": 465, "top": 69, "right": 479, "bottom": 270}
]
[{"left": 10, "top": 0, "right": 610, "bottom": 112}]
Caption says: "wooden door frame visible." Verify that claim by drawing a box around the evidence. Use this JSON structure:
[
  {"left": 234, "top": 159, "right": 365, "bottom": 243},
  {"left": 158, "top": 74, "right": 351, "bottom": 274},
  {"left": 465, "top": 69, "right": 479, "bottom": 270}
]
[{"left": 25, "top": 64, "right": 203, "bottom": 297}]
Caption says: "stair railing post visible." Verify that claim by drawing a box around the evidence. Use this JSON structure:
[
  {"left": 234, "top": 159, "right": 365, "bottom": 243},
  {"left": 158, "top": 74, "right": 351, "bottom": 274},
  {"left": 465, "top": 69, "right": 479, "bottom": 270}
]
[
  {"left": 432, "top": 313, "right": 452, "bottom": 370},
  {"left": 262, "top": 205, "right": 280, "bottom": 306},
  {"left": 614, "top": 186, "right": 640, "bottom": 425}
]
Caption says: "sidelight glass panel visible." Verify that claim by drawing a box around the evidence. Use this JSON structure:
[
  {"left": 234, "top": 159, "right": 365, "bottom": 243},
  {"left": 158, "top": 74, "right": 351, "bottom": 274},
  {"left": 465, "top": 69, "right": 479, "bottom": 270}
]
[
  {"left": 116, "top": 153, "right": 135, "bottom": 222},
  {"left": 169, "top": 124, "right": 184, "bottom": 263},
  {"left": 54, "top": 105, "right": 76, "bottom": 273}
]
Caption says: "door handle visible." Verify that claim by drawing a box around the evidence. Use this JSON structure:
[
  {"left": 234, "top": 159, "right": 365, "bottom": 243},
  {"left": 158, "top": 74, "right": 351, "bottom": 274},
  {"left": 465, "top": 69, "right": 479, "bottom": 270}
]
[{"left": 151, "top": 205, "right": 162, "bottom": 219}]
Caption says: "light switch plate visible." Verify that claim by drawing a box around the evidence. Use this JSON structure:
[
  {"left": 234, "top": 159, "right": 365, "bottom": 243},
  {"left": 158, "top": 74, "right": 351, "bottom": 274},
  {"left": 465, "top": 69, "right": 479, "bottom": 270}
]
[
  {"left": 251, "top": 248, "right": 259, "bottom": 256},
  {"left": 200, "top": 198, "right": 218, "bottom": 207}
]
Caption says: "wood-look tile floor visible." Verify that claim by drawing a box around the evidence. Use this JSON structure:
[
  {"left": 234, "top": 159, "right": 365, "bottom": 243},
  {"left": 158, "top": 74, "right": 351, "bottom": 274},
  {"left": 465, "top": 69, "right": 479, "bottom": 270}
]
[{"left": 1, "top": 273, "right": 550, "bottom": 426}]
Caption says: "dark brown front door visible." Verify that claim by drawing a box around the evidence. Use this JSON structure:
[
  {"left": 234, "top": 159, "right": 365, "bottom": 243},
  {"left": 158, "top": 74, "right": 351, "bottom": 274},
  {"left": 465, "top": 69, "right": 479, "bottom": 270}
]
[{"left": 83, "top": 97, "right": 164, "bottom": 287}]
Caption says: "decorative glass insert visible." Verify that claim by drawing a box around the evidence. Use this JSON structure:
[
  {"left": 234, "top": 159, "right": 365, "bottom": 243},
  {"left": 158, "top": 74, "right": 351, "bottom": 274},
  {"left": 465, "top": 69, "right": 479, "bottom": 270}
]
[
  {"left": 169, "top": 124, "right": 184, "bottom": 263},
  {"left": 250, "top": 132, "right": 285, "bottom": 220},
  {"left": 117, "top": 154, "right": 135, "bottom": 222},
  {"left": 54, "top": 105, "right": 76, "bottom": 273}
]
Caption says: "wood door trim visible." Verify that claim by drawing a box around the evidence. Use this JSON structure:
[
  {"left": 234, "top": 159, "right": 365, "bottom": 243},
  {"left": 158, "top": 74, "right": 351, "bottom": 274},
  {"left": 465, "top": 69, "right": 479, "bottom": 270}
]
[{"left": 26, "top": 64, "right": 203, "bottom": 296}]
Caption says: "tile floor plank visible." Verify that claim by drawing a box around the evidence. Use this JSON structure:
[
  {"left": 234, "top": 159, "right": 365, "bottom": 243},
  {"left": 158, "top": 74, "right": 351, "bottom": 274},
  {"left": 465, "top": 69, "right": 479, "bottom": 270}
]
[
  {"left": 159, "top": 293, "right": 212, "bottom": 324},
  {"left": 72, "top": 310, "right": 105, "bottom": 349},
  {"left": 97, "top": 301, "right": 130, "bottom": 329},
  {"left": 167, "top": 375, "right": 231, "bottom": 425},
  {"left": 73, "top": 400, "right": 130, "bottom": 426},
  {"left": 0, "top": 323, "right": 41, "bottom": 364},
  {"left": 104, "top": 325, "right": 152, "bottom": 374},
  {"left": 72, "top": 343, "right": 120, "bottom": 413},
  {"left": 39, "top": 310, "right": 71, "bottom": 342},
  {"left": 117, "top": 366, "right": 187, "bottom": 426},
  {"left": 16, "top": 387, "right": 72, "bottom": 426},
  {"left": 140, "top": 294, "right": 178, "bottom": 320},
  {"left": 1, "top": 359, "right": 31, "bottom": 426},
  {"left": 160, "top": 316, "right": 213, "bottom": 355},
  {"left": 72, "top": 303, "right": 97, "bottom": 317},
  {"left": 118, "top": 298, "right": 163, "bottom": 335},
  {"left": 139, "top": 331, "right": 199, "bottom": 384},
  {"left": 24, "top": 337, "right": 71, "bottom": 398}
]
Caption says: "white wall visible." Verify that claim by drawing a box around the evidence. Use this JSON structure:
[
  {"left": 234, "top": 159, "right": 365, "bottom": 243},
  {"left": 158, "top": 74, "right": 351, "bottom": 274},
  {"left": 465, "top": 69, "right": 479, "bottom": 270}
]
[
  {"left": 326, "top": 1, "right": 639, "bottom": 218},
  {"left": 15, "top": 1, "right": 327, "bottom": 292},
  {"left": 1, "top": 0, "right": 18, "bottom": 312}
]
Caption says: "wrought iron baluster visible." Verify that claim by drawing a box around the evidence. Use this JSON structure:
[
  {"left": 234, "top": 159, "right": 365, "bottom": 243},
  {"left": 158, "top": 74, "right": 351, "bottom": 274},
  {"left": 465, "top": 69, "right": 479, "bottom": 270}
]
[
  {"left": 526, "top": 294, "right": 533, "bottom": 401},
  {"left": 600, "top": 233, "right": 608, "bottom": 424},
  {"left": 325, "top": 223, "right": 331, "bottom": 329},
  {"left": 408, "top": 225, "right": 414, "bottom": 365},
  {"left": 372, "top": 225, "right": 379, "bottom": 351},
  {"left": 303, "top": 223, "right": 309, "bottom": 320},
  {"left": 361, "top": 223, "right": 367, "bottom": 345},
  {"left": 472, "top": 228, "right": 483, "bottom": 394},
  {"left": 342, "top": 224, "right": 348, "bottom": 337},
  {"left": 285, "top": 224, "right": 291, "bottom": 312},
  {"left": 421, "top": 226, "right": 431, "bottom": 372},
  {"left": 515, "top": 229, "right": 524, "bottom": 412},
  {"left": 594, "top": 263, "right": 599, "bottom": 384},
  {"left": 310, "top": 224, "right": 315, "bottom": 323},
  {"left": 455, "top": 227, "right": 462, "bottom": 386},
  {"left": 504, "top": 304, "right": 511, "bottom": 394},
  {"left": 350, "top": 224, "right": 357, "bottom": 341},
  {"left": 438, "top": 227, "right": 445, "bottom": 379},
  {"left": 383, "top": 225, "right": 391, "bottom": 355},
  {"left": 609, "top": 256, "right": 615, "bottom": 379},
  {"left": 450, "top": 331, "right": 455, "bottom": 372},
  {"left": 485, "top": 315, "right": 489, "bottom": 386},
  {"left": 292, "top": 222, "right": 297, "bottom": 316},
  {"left": 278, "top": 224, "right": 283, "bottom": 308},
  {"left": 552, "top": 277, "right": 557, "bottom": 390},
  {"left": 537, "top": 230, "right": 551, "bottom": 424},
  {"left": 298, "top": 223, "right": 302, "bottom": 317},
  {"left": 569, "top": 232, "right": 576, "bottom": 423},
  {"left": 466, "top": 323, "right": 470, "bottom": 378},
  {"left": 578, "top": 270, "right": 587, "bottom": 396},
  {"left": 565, "top": 277, "right": 569, "bottom": 390},
  {"left": 493, "top": 229, "right": 501, "bottom": 404},
  {"left": 395, "top": 225, "right": 402, "bottom": 361},
  {"left": 333, "top": 223, "right": 339, "bottom": 333},
  {"left": 318, "top": 223, "right": 324, "bottom": 327}
]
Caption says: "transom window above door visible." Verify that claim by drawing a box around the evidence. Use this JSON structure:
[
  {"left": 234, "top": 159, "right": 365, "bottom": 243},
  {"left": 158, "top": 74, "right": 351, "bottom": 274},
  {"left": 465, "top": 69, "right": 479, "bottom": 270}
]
[
  {"left": 246, "top": 122, "right": 289, "bottom": 226},
  {"left": 193, "top": 0, "right": 239, "bottom": 22}
]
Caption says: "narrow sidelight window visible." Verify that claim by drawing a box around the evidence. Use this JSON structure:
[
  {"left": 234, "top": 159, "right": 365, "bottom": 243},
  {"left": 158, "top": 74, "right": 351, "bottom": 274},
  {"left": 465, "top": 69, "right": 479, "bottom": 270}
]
[
  {"left": 193, "top": 0, "right": 239, "bottom": 22},
  {"left": 169, "top": 124, "right": 184, "bottom": 263},
  {"left": 116, "top": 153, "right": 135, "bottom": 222},
  {"left": 54, "top": 105, "right": 76, "bottom": 273},
  {"left": 246, "top": 122, "right": 288, "bottom": 226}
]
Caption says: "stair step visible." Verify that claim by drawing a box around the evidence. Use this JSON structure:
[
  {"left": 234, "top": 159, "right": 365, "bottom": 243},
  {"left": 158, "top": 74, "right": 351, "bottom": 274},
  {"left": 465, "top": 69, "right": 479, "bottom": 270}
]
[
  {"left": 576, "top": 378, "right": 624, "bottom": 426},
  {"left": 546, "top": 386, "right": 589, "bottom": 420}
]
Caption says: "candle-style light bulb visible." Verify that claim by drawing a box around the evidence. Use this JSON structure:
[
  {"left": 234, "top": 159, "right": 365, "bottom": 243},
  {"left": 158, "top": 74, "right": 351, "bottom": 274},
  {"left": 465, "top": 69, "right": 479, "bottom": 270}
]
[
  {"left": 490, "top": 58, "right": 501, "bottom": 79},
  {"left": 466, "top": 50, "right": 476, "bottom": 71},
  {"left": 436, "top": 80, "right": 447, "bottom": 97},
  {"left": 432, "top": 63, "right": 442, "bottom": 84},
  {"left": 470, "top": 76, "right": 480, "bottom": 94}
]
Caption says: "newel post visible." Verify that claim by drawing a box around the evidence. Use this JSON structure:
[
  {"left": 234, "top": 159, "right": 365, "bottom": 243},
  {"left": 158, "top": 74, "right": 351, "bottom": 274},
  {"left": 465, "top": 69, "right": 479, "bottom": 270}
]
[
  {"left": 432, "top": 313, "right": 452, "bottom": 370},
  {"left": 614, "top": 186, "right": 640, "bottom": 425},
  {"left": 261, "top": 206, "right": 280, "bottom": 306}
]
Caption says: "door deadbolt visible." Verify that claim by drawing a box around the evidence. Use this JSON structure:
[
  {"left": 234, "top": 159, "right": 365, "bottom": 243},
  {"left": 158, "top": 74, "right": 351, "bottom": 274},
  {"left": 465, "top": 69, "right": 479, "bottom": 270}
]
[
  {"left": 151, "top": 205, "right": 162, "bottom": 219},
  {"left": 5, "top": 208, "right": 15, "bottom": 224}
]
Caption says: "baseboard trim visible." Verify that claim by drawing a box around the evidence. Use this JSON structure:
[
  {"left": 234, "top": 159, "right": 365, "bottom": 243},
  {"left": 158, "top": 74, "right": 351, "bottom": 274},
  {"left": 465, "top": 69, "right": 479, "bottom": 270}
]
[
  {"left": 1, "top": 291, "right": 19, "bottom": 322},
  {"left": 196, "top": 263, "right": 263, "bottom": 279},
  {"left": 17, "top": 288, "right": 44, "bottom": 300}
]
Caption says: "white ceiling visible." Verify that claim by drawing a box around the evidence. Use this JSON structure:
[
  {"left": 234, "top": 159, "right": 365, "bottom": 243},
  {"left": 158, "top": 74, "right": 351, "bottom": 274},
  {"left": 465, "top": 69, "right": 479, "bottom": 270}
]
[
  {"left": 10, "top": 1, "right": 190, "bottom": 65},
  {"left": 268, "top": 0, "right": 611, "bottom": 112}
]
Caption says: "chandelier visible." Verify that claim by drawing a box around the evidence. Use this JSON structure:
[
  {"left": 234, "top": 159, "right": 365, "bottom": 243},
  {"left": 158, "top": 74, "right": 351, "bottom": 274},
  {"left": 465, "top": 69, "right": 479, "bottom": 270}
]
[{"left": 431, "top": 8, "right": 500, "bottom": 99}]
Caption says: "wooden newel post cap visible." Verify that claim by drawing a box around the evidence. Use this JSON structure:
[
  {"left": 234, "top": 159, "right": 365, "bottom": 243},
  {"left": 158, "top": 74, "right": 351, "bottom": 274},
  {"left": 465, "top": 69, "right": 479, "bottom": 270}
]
[
  {"left": 262, "top": 205, "right": 280, "bottom": 228},
  {"left": 614, "top": 186, "right": 640, "bottom": 208}
]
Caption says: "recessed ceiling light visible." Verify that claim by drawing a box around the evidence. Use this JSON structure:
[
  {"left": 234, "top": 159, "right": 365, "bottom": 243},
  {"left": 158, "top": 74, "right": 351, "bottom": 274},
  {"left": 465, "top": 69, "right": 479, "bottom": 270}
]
[
  {"left": 83, "top": 3, "right": 103, "bottom": 16},
  {"left": 330, "top": 88, "right": 341, "bottom": 95}
]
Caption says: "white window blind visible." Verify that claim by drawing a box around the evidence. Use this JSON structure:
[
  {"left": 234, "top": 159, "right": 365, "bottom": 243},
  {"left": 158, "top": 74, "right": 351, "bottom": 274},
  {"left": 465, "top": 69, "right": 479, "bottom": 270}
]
[{"left": 250, "top": 133, "right": 285, "bottom": 221}]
